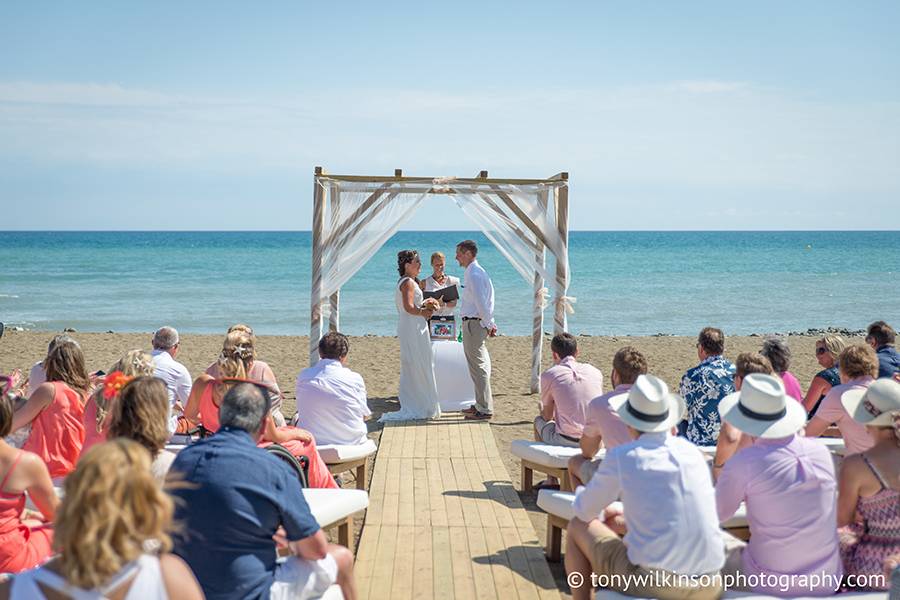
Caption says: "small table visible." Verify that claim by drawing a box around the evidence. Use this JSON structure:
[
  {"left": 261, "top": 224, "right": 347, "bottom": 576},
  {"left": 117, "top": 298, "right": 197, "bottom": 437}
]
[{"left": 431, "top": 340, "right": 476, "bottom": 412}]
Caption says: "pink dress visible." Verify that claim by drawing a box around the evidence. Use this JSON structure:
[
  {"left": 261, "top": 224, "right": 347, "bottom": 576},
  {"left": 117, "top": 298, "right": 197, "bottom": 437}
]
[
  {"left": 198, "top": 384, "right": 336, "bottom": 489},
  {"left": 839, "top": 455, "right": 900, "bottom": 590},
  {"left": 780, "top": 371, "right": 804, "bottom": 403},
  {"left": 0, "top": 452, "right": 54, "bottom": 573},
  {"left": 80, "top": 393, "right": 110, "bottom": 455},
  {"left": 23, "top": 383, "right": 85, "bottom": 479}
]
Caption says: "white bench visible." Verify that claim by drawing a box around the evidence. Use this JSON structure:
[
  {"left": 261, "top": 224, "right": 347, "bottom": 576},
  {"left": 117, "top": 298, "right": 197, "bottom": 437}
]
[
  {"left": 536, "top": 490, "right": 748, "bottom": 562},
  {"left": 301, "top": 488, "right": 369, "bottom": 549},
  {"left": 510, "top": 440, "right": 603, "bottom": 492},
  {"left": 318, "top": 439, "right": 378, "bottom": 491}
]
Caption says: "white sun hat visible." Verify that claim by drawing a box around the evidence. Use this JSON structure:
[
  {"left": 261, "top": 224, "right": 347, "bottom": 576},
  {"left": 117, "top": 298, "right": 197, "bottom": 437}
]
[
  {"left": 718, "top": 373, "right": 807, "bottom": 439},
  {"left": 609, "top": 374, "right": 685, "bottom": 433},
  {"left": 841, "top": 378, "right": 900, "bottom": 427}
]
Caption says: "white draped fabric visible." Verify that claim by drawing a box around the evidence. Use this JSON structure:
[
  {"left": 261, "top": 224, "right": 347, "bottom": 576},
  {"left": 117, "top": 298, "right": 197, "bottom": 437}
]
[{"left": 309, "top": 173, "right": 571, "bottom": 393}]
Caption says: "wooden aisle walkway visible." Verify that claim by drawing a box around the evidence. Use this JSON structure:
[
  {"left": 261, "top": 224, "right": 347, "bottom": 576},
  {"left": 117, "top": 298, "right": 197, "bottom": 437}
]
[{"left": 356, "top": 414, "right": 560, "bottom": 600}]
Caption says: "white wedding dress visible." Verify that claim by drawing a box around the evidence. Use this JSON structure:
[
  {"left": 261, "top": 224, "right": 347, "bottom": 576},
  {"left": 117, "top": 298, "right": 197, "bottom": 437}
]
[{"left": 379, "top": 277, "right": 441, "bottom": 422}]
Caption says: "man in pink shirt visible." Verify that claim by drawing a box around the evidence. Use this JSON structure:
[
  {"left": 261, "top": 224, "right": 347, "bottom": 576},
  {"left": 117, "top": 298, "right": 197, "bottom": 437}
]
[
  {"left": 717, "top": 373, "right": 843, "bottom": 596},
  {"left": 533, "top": 334, "right": 602, "bottom": 487},
  {"left": 805, "top": 344, "right": 878, "bottom": 455},
  {"left": 568, "top": 346, "right": 647, "bottom": 487}
]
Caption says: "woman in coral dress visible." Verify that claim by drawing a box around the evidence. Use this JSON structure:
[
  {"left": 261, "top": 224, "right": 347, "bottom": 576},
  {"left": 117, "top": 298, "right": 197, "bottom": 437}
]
[
  {"left": 11, "top": 338, "right": 87, "bottom": 480},
  {"left": 0, "top": 393, "right": 59, "bottom": 573},
  {"left": 183, "top": 330, "right": 336, "bottom": 488}
]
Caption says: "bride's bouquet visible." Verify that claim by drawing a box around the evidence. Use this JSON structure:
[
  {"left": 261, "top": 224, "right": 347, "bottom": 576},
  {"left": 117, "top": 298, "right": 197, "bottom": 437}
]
[{"left": 422, "top": 297, "right": 441, "bottom": 311}]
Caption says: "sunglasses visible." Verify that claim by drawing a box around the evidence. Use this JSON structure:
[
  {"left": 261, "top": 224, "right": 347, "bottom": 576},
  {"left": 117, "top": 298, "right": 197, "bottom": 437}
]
[{"left": 815, "top": 347, "right": 828, "bottom": 356}]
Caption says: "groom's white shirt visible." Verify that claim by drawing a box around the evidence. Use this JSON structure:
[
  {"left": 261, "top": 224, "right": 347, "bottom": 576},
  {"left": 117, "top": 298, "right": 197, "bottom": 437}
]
[{"left": 460, "top": 260, "right": 495, "bottom": 329}]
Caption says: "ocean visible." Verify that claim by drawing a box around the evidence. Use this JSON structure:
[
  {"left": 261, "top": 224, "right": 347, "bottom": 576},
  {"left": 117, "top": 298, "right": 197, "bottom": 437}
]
[{"left": 1, "top": 231, "right": 898, "bottom": 337}]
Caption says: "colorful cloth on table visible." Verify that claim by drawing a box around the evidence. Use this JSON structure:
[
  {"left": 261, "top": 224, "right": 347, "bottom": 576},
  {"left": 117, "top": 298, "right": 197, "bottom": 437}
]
[
  {"left": 812, "top": 376, "right": 875, "bottom": 455},
  {"left": 582, "top": 383, "right": 633, "bottom": 451},
  {"left": 573, "top": 431, "right": 725, "bottom": 576},
  {"left": 170, "top": 427, "right": 321, "bottom": 600},
  {"left": 199, "top": 383, "right": 336, "bottom": 489},
  {"left": 679, "top": 355, "right": 736, "bottom": 445},
  {"left": 0, "top": 451, "right": 54, "bottom": 573},
  {"left": 23, "top": 382, "right": 85, "bottom": 479},
  {"left": 715, "top": 435, "right": 842, "bottom": 595},
  {"left": 539, "top": 356, "right": 603, "bottom": 439},
  {"left": 839, "top": 454, "right": 900, "bottom": 590},
  {"left": 876, "top": 345, "right": 900, "bottom": 379}
]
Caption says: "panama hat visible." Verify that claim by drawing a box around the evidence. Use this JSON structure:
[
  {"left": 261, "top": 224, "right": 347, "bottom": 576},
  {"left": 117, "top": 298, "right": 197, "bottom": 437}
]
[
  {"left": 841, "top": 378, "right": 900, "bottom": 427},
  {"left": 719, "top": 373, "right": 807, "bottom": 438},
  {"left": 610, "top": 374, "right": 685, "bottom": 433}
]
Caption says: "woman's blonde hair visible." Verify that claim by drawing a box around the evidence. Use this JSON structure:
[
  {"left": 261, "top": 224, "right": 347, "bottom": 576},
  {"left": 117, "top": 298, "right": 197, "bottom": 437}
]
[
  {"left": 430, "top": 251, "right": 445, "bottom": 265},
  {"left": 44, "top": 338, "right": 90, "bottom": 396},
  {"left": 108, "top": 377, "right": 170, "bottom": 459},
  {"left": 91, "top": 349, "right": 155, "bottom": 432},
  {"left": 55, "top": 438, "right": 173, "bottom": 589},
  {"left": 214, "top": 330, "right": 255, "bottom": 400},
  {"left": 817, "top": 334, "right": 847, "bottom": 358}
]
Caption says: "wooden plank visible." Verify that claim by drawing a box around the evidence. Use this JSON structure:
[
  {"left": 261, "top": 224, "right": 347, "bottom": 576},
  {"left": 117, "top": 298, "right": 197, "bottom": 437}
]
[
  {"left": 427, "top": 457, "right": 448, "bottom": 527},
  {"left": 356, "top": 524, "right": 380, "bottom": 600},
  {"left": 368, "top": 525, "right": 398, "bottom": 600},
  {"left": 437, "top": 418, "right": 451, "bottom": 458},
  {"left": 413, "top": 457, "right": 430, "bottom": 527},
  {"left": 449, "top": 526, "right": 476, "bottom": 599},
  {"left": 432, "top": 526, "right": 454, "bottom": 600},
  {"left": 398, "top": 457, "right": 415, "bottom": 526},
  {"left": 483, "top": 526, "right": 519, "bottom": 600},
  {"left": 501, "top": 527, "right": 540, "bottom": 600},
  {"left": 389, "top": 525, "right": 415, "bottom": 600},
  {"left": 412, "top": 524, "right": 434, "bottom": 599},
  {"left": 476, "top": 458, "right": 516, "bottom": 529},
  {"left": 466, "top": 525, "right": 499, "bottom": 600},
  {"left": 381, "top": 458, "right": 401, "bottom": 526},
  {"left": 518, "top": 526, "right": 561, "bottom": 600},
  {"left": 365, "top": 454, "right": 387, "bottom": 525},
  {"left": 414, "top": 420, "right": 427, "bottom": 458},
  {"left": 448, "top": 418, "right": 463, "bottom": 458},
  {"left": 441, "top": 456, "right": 466, "bottom": 527},
  {"left": 466, "top": 458, "right": 498, "bottom": 530},
  {"left": 402, "top": 423, "right": 416, "bottom": 458}
]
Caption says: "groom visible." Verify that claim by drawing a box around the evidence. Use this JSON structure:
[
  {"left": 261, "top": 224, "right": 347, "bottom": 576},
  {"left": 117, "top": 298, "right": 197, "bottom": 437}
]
[{"left": 456, "top": 240, "right": 496, "bottom": 421}]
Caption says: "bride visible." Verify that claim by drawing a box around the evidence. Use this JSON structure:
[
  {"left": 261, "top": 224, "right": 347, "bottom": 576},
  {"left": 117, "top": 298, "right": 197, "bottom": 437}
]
[{"left": 379, "top": 250, "right": 442, "bottom": 422}]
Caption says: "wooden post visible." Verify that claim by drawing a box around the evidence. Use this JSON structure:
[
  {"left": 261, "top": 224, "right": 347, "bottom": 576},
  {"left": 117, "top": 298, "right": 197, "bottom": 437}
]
[
  {"left": 309, "top": 167, "right": 326, "bottom": 366},
  {"left": 531, "top": 189, "right": 547, "bottom": 394},
  {"left": 328, "top": 181, "right": 341, "bottom": 333},
  {"left": 553, "top": 176, "right": 570, "bottom": 334}
]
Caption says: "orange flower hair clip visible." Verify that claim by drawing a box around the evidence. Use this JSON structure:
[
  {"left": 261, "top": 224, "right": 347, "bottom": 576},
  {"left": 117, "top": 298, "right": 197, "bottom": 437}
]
[{"left": 102, "top": 371, "right": 133, "bottom": 400}]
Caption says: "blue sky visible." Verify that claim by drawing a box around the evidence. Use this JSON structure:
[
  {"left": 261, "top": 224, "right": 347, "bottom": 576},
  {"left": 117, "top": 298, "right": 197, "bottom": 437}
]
[{"left": 2, "top": 1, "right": 899, "bottom": 230}]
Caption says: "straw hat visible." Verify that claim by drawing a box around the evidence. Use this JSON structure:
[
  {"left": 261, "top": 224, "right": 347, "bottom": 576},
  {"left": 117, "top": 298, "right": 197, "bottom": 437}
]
[
  {"left": 719, "top": 373, "right": 807, "bottom": 438},
  {"left": 841, "top": 378, "right": 900, "bottom": 427},
  {"left": 610, "top": 374, "right": 685, "bottom": 433}
]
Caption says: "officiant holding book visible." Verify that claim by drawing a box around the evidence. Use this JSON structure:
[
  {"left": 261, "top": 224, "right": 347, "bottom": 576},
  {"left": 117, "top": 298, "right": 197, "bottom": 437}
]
[{"left": 421, "top": 252, "right": 460, "bottom": 318}]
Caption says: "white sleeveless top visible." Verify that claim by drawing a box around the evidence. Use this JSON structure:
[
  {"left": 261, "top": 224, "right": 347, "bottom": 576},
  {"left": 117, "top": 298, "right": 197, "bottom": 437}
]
[{"left": 11, "top": 554, "right": 167, "bottom": 600}]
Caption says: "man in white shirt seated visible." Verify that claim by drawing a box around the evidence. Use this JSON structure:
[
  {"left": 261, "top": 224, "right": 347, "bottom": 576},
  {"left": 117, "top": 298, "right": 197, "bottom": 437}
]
[
  {"left": 295, "top": 332, "right": 371, "bottom": 446},
  {"left": 150, "top": 326, "right": 192, "bottom": 434},
  {"left": 566, "top": 374, "right": 725, "bottom": 600}
]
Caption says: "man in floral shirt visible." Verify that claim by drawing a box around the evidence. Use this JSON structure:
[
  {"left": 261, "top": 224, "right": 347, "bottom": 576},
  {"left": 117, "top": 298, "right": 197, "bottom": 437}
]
[{"left": 678, "top": 327, "right": 735, "bottom": 445}]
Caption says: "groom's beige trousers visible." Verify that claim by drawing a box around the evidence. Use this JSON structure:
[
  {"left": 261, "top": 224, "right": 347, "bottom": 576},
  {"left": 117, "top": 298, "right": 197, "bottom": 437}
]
[{"left": 462, "top": 319, "right": 494, "bottom": 415}]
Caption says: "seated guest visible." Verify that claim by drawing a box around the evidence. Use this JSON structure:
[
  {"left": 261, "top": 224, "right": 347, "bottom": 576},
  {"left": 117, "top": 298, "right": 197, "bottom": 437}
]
[
  {"left": 717, "top": 373, "right": 842, "bottom": 596},
  {"left": 25, "top": 335, "right": 72, "bottom": 397},
  {"left": 836, "top": 378, "right": 900, "bottom": 590},
  {"left": 803, "top": 334, "right": 847, "bottom": 417},
  {"left": 81, "top": 349, "right": 154, "bottom": 454},
  {"left": 295, "top": 332, "right": 371, "bottom": 446},
  {"left": 206, "top": 323, "right": 287, "bottom": 426},
  {"left": 0, "top": 393, "right": 58, "bottom": 574},
  {"left": 867, "top": 320, "right": 900, "bottom": 379},
  {"left": 534, "top": 333, "right": 603, "bottom": 487},
  {"left": 108, "top": 377, "right": 177, "bottom": 484},
  {"left": 150, "top": 326, "right": 191, "bottom": 434},
  {"left": 169, "top": 383, "right": 356, "bottom": 600},
  {"left": 568, "top": 346, "right": 647, "bottom": 487},
  {"left": 806, "top": 344, "right": 878, "bottom": 455},
  {"left": 712, "top": 353, "right": 775, "bottom": 478},
  {"left": 679, "top": 326, "right": 736, "bottom": 446},
  {"left": 566, "top": 375, "right": 724, "bottom": 600},
  {"left": 760, "top": 337, "right": 803, "bottom": 402},
  {"left": 184, "top": 329, "right": 337, "bottom": 488},
  {"left": 11, "top": 337, "right": 87, "bottom": 480},
  {"left": 0, "top": 439, "right": 203, "bottom": 599}
]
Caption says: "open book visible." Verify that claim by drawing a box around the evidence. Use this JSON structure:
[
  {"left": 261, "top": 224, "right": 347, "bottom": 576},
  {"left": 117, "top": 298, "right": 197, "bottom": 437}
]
[{"left": 423, "top": 284, "right": 459, "bottom": 303}]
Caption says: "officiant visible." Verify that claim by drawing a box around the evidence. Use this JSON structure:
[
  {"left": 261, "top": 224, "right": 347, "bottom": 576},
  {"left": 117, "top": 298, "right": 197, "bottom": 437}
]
[{"left": 421, "top": 251, "right": 460, "bottom": 319}]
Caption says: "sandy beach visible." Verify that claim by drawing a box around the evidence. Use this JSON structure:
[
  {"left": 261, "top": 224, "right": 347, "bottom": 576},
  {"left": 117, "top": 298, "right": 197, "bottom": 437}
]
[{"left": 0, "top": 330, "right": 864, "bottom": 596}]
